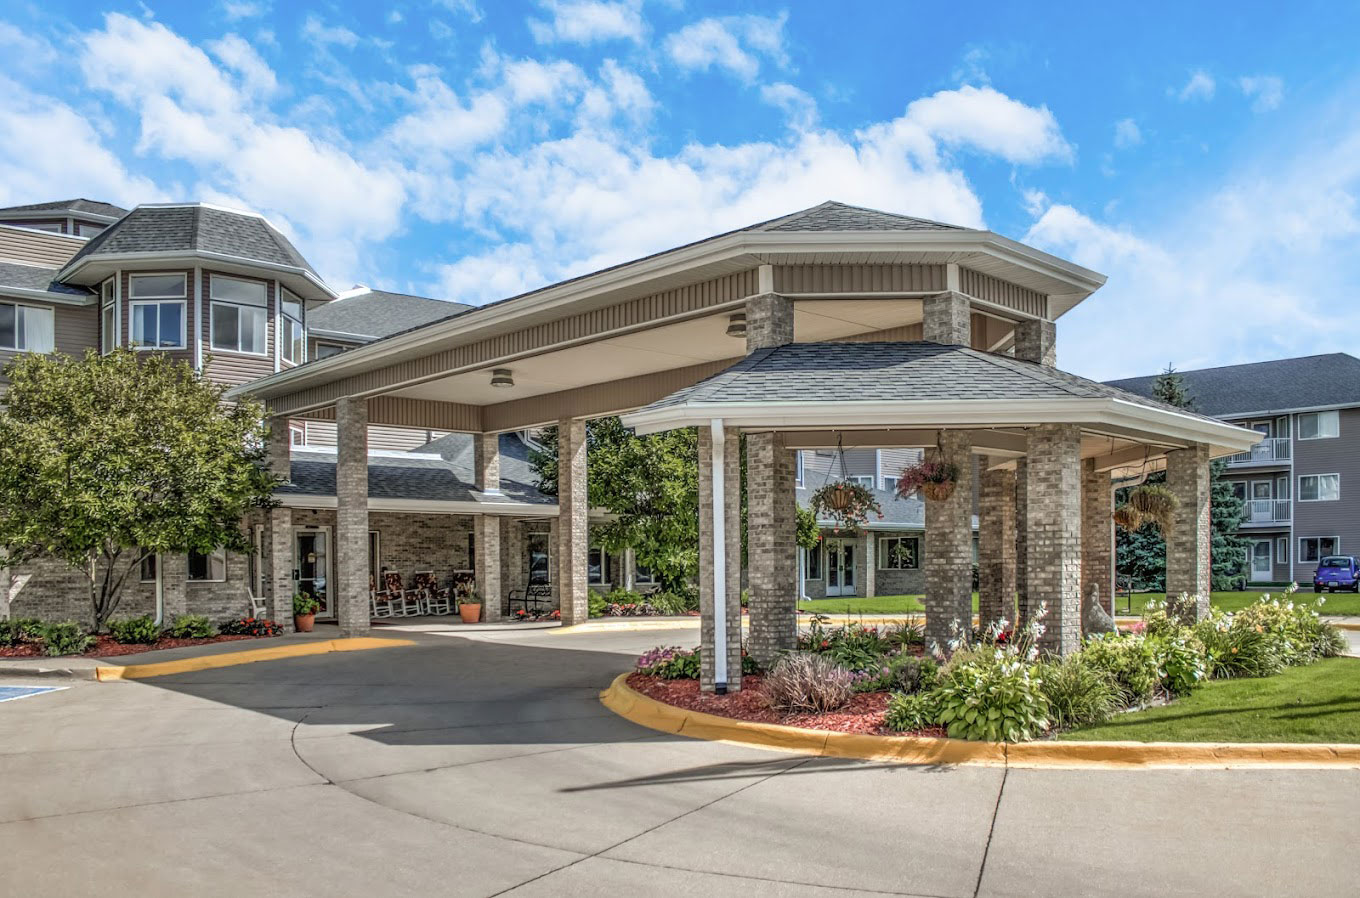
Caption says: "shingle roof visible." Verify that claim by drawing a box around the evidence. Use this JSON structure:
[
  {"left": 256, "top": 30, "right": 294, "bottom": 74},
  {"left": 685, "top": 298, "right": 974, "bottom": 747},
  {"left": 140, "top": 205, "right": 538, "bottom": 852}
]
[
  {"left": 276, "top": 433, "right": 552, "bottom": 505},
  {"left": 0, "top": 261, "right": 92, "bottom": 298},
  {"left": 796, "top": 484, "right": 927, "bottom": 528},
  {"left": 1105, "top": 354, "right": 1360, "bottom": 418},
  {"left": 641, "top": 341, "right": 1210, "bottom": 419},
  {"left": 0, "top": 199, "right": 129, "bottom": 220},
  {"left": 745, "top": 201, "right": 971, "bottom": 233},
  {"left": 309, "top": 288, "right": 474, "bottom": 340},
  {"left": 62, "top": 204, "right": 319, "bottom": 277}
]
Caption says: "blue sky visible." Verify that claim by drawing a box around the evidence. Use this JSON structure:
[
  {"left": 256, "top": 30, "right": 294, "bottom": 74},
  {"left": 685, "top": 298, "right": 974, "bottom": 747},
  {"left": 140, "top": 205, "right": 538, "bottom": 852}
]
[{"left": 2, "top": 1, "right": 1358, "bottom": 380}]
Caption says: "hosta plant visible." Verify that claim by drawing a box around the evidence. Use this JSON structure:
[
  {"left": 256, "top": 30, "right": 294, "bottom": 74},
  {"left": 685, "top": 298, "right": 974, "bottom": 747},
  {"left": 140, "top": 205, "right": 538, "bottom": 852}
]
[
  {"left": 931, "top": 649, "right": 1049, "bottom": 743},
  {"left": 108, "top": 615, "right": 161, "bottom": 645}
]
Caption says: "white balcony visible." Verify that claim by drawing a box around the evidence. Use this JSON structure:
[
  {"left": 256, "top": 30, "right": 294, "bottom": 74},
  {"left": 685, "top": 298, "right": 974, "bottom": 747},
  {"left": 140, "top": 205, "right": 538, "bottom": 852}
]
[
  {"left": 1244, "top": 498, "right": 1291, "bottom": 525},
  {"left": 1228, "top": 437, "right": 1290, "bottom": 466}
]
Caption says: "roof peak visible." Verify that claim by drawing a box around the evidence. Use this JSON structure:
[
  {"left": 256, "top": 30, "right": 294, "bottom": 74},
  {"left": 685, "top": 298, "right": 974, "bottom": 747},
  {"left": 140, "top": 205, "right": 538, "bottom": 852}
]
[{"left": 745, "top": 200, "right": 975, "bottom": 234}]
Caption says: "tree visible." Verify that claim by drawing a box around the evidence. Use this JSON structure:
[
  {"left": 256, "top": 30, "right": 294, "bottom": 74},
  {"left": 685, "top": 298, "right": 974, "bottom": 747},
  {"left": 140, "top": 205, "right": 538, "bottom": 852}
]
[
  {"left": 0, "top": 350, "right": 279, "bottom": 630},
  {"left": 1115, "top": 365, "right": 1248, "bottom": 591}
]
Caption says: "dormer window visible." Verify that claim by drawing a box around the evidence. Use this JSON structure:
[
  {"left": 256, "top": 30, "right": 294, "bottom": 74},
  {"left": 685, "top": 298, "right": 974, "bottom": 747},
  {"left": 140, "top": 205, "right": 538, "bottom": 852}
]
[
  {"left": 128, "top": 274, "right": 187, "bottom": 350},
  {"left": 210, "top": 275, "right": 267, "bottom": 355}
]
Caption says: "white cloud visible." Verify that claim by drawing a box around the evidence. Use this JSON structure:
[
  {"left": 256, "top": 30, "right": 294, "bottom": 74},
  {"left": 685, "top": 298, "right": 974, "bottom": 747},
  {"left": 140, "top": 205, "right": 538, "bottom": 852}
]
[
  {"left": 387, "top": 10, "right": 404, "bottom": 25},
  {"left": 436, "top": 0, "right": 484, "bottom": 22},
  {"left": 207, "top": 34, "right": 276, "bottom": 98},
  {"left": 301, "top": 15, "right": 359, "bottom": 49},
  {"left": 383, "top": 66, "right": 509, "bottom": 157},
  {"left": 1113, "top": 117, "right": 1142, "bottom": 149},
  {"left": 222, "top": 1, "right": 268, "bottom": 20},
  {"left": 903, "top": 85, "right": 1073, "bottom": 164},
  {"left": 528, "top": 1, "right": 644, "bottom": 45},
  {"left": 761, "top": 82, "right": 817, "bottom": 131},
  {"left": 434, "top": 244, "right": 548, "bottom": 304},
  {"left": 664, "top": 13, "right": 788, "bottom": 82},
  {"left": 1239, "top": 75, "right": 1283, "bottom": 112},
  {"left": 1173, "top": 69, "right": 1215, "bottom": 102}
]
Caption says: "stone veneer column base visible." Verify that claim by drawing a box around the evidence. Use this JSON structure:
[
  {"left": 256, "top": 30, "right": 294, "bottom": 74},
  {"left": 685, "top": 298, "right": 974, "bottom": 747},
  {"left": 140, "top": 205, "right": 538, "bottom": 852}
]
[
  {"left": 924, "top": 431, "right": 974, "bottom": 646},
  {"left": 335, "top": 397, "right": 370, "bottom": 638},
  {"left": 1025, "top": 424, "right": 1082, "bottom": 655},
  {"left": 698, "top": 427, "right": 743, "bottom": 692},
  {"left": 746, "top": 431, "right": 798, "bottom": 668},
  {"left": 1165, "top": 444, "right": 1212, "bottom": 622},
  {"left": 556, "top": 418, "right": 589, "bottom": 627}
]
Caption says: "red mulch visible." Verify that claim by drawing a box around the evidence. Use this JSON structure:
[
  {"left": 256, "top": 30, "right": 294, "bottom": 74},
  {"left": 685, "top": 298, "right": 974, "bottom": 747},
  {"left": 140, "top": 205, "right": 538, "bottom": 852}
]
[
  {"left": 0, "top": 633, "right": 260, "bottom": 659},
  {"left": 627, "top": 672, "right": 945, "bottom": 738}
]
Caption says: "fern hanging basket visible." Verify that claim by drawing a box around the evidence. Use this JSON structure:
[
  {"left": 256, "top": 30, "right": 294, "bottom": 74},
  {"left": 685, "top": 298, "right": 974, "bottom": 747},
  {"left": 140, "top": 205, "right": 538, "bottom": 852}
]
[
  {"left": 895, "top": 460, "right": 959, "bottom": 502},
  {"left": 811, "top": 481, "right": 882, "bottom": 531},
  {"left": 1112, "top": 504, "right": 1143, "bottom": 532},
  {"left": 1113, "top": 485, "right": 1180, "bottom": 533}
]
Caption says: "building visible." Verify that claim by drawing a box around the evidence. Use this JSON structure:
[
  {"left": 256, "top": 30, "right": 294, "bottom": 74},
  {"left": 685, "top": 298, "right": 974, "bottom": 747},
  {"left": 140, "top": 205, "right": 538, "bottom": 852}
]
[
  {"left": 2, "top": 197, "right": 1259, "bottom": 680},
  {"left": 1108, "top": 354, "right": 1360, "bottom": 585}
]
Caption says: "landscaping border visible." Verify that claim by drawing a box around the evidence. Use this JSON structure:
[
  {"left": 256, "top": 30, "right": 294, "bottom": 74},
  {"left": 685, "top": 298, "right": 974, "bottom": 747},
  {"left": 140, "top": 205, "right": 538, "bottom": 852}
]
[{"left": 600, "top": 672, "right": 1360, "bottom": 770}]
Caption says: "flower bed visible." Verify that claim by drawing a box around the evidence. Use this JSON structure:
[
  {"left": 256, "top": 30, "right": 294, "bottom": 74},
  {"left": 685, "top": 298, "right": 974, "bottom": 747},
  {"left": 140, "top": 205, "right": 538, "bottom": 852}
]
[
  {"left": 0, "top": 614, "right": 283, "bottom": 658},
  {"left": 0, "top": 633, "right": 261, "bottom": 659}
]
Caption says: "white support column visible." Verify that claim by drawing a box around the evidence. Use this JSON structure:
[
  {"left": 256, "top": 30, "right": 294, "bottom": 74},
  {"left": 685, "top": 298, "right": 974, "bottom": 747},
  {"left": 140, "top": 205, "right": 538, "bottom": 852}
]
[
  {"left": 335, "top": 397, "right": 369, "bottom": 637},
  {"left": 699, "top": 420, "right": 742, "bottom": 692}
]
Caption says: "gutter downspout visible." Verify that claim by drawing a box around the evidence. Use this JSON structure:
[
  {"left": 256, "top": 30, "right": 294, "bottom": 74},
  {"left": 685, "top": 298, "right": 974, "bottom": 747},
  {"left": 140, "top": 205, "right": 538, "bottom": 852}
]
[
  {"left": 153, "top": 555, "right": 164, "bottom": 627},
  {"left": 710, "top": 418, "right": 728, "bottom": 694}
]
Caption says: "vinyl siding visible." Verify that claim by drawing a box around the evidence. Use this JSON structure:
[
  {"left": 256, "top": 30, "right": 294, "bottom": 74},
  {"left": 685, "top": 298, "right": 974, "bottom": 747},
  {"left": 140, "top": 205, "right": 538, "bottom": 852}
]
[
  {"left": 1291, "top": 406, "right": 1360, "bottom": 581},
  {"left": 201, "top": 270, "right": 277, "bottom": 387},
  {"left": 300, "top": 420, "right": 450, "bottom": 452},
  {"left": 0, "top": 225, "right": 84, "bottom": 267},
  {"left": 0, "top": 300, "right": 98, "bottom": 391}
]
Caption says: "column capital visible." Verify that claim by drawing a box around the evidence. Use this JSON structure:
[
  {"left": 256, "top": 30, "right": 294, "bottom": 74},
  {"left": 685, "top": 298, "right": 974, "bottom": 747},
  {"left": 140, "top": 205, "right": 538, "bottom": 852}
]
[
  {"left": 1014, "top": 318, "right": 1057, "bottom": 366},
  {"left": 923, "top": 291, "right": 971, "bottom": 346},
  {"left": 745, "top": 293, "right": 793, "bottom": 353}
]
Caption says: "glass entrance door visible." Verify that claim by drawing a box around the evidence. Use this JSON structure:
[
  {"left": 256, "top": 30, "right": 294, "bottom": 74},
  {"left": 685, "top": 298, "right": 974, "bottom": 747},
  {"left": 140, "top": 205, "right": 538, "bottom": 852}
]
[
  {"left": 294, "top": 528, "right": 332, "bottom": 617},
  {"left": 1250, "top": 540, "right": 1273, "bottom": 582},
  {"left": 825, "top": 540, "right": 857, "bottom": 597}
]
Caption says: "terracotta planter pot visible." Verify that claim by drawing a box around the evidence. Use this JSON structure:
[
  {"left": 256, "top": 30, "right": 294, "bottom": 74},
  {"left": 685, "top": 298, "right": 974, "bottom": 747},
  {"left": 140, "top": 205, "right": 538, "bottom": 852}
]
[
  {"left": 459, "top": 603, "right": 482, "bottom": 624},
  {"left": 294, "top": 613, "right": 315, "bottom": 633},
  {"left": 921, "top": 481, "right": 956, "bottom": 502}
]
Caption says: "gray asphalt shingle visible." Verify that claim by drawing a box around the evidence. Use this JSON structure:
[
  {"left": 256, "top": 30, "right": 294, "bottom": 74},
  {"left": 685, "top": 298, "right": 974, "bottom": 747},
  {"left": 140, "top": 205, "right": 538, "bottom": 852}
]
[
  {"left": 0, "top": 261, "right": 92, "bottom": 298},
  {"left": 0, "top": 199, "right": 129, "bottom": 219},
  {"left": 1105, "top": 354, "right": 1360, "bottom": 417},
  {"left": 309, "top": 289, "right": 474, "bottom": 340}
]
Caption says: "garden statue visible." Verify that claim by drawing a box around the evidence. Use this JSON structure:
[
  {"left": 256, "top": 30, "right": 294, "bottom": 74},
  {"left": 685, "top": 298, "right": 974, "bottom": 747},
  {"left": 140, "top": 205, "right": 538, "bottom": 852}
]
[{"left": 1082, "top": 582, "right": 1115, "bottom": 636}]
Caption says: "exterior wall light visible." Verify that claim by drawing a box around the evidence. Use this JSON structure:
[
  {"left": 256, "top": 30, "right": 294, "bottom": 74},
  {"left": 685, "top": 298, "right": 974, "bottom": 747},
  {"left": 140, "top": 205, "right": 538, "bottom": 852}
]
[
  {"left": 490, "top": 368, "right": 515, "bottom": 388},
  {"left": 725, "top": 313, "right": 747, "bottom": 338}
]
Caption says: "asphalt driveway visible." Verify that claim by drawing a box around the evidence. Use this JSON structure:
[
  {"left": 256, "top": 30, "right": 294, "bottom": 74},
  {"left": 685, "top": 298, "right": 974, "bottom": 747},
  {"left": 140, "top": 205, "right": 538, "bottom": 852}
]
[{"left": 2, "top": 624, "right": 1356, "bottom": 897}]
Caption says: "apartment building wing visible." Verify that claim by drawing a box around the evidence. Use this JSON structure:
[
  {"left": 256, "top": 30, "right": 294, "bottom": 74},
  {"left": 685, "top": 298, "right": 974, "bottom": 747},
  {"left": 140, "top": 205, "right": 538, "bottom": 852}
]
[
  {"left": 1107, "top": 353, "right": 1360, "bottom": 584},
  {"left": 0, "top": 198, "right": 128, "bottom": 238}
]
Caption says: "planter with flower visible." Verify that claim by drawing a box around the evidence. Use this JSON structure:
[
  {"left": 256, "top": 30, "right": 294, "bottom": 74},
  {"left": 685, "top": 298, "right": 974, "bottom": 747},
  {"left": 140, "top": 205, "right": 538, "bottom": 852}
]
[
  {"left": 809, "top": 481, "right": 883, "bottom": 532},
  {"left": 895, "top": 460, "right": 960, "bottom": 502},
  {"left": 292, "top": 592, "right": 320, "bottom": 633},
  {"left": 458, "top": 587, "right": 483, "bottom": 624}
]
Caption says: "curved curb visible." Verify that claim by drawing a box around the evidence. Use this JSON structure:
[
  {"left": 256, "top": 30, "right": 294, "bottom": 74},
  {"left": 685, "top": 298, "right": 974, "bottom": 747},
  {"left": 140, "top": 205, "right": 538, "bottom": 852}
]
[
  {"left": 95, "top": 637, "right": 415, "bottom": 681},
  {"left": 600, "top": 672, "right": 1360, "bottom": 770}
]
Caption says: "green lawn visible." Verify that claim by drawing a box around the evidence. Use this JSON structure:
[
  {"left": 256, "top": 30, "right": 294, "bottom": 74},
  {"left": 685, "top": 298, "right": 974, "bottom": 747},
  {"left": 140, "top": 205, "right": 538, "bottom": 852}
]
[
  {"left": 796, "top": 589, "right": 1360, "bottom": 617},
  {"left": 1059, "top": 657, "right": 1360, "bottom": 743}
]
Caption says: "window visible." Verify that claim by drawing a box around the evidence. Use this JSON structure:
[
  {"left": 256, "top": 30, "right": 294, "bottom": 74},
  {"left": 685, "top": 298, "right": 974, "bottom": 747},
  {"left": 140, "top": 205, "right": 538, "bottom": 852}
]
[
  {"left": 1276, "top": 476, "right": 1290, "bottom": 502},
  {"left": 139, "top": 552, "right": 157, "bottom": 583},
  {"left": 878, "top": 536, "right": 920, "bottom": 570},
  {"left": 1298, "top": 410, "right": 1339, "bottom": 440},
  {"left": 1250, "top": 481, "right": 1272, "bottom": 500},
  {"left": 634, "top": 563, "right": 655, "bottom": 585},
  {"left": 27, "top": 222, "right": 62, "bottom": 233},
  {"left": 1276, "top": 537, "right": 1288, "bottom": 565},
  {"left": 290, "top": 424, "right": 305, "bottom": 446},
  {"left": 369, "top": 531, "right": 381, "bottom": 583},
  {"left": 210, "top": 275, "right": 267, "bottom": 354},
  {"left": 0, "top": 302, "right": 55, "bottom": 353},
  {"left": 1298, "top": 473, "right": 1340, "bottom": 502},
  {"left": 248, "top": 526, "right": 266, "bottom": 598},
  {"left": 588, "top": 547, "right": 612, "bottom": 585},
  {"left": 802, "top": 544, "right": 822, "bottom": 580},
  {"left": 130, "top": 273, "right": 186, "bottom": 299},
  {"left": 101, "top": 278, "right": 116, "bottom": 353},
  {"left": 1274, "top": 416, "right": 1291, "bottom": 439},
  {"left": 849, "top": 475, "right": 875, "bottom": 488},
  {"left": 882, "top": 476, "right": 897, "bottom": 492},
  {"left": 280, "top": 290, "right": 304, "bottom": 364},
  {"left": 315, "top": 342, "right": 344, "bottom": 359},
  {"left": 129, "top": 274, "right": 186, "bottom": 349},
  {"left": 187, "top": 547, "right": 227, "bottom": 582},
  {"left": 527, "top": 532, "right": 550, "bottom": 584},
  {"left": 1300, "top": 537, "right": 1340, "bottom": 563},
  {"left": 76, "top": 223, "right": 105, "bottom": 238},
  {"left": 1230, "top": 481, "right": 1247, "bottom": 502},
  {"left": 795, "top": 452, "right": 804, "bottom": 487}
]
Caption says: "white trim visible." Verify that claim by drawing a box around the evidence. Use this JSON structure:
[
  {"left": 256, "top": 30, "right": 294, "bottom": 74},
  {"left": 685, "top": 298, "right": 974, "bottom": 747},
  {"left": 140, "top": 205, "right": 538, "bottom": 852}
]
[
  {"left": 0, "top": 222, "right": 88, "bottom": 240},
  {"left": 60, "top": 250, "right": 335, "bottom": 299},
  {"left": 876, "top": 534, "right": 922, "bottom": 571},
  {"left": 192, "top": 268, "right": 202, "bottom": 369},
  {"left": 127, "top": 271, "right": 187, "bottom": 300},
  {"left": 273, "top": 279, "right": 282, "bottom": 374},
  {"left": 128, "top": 299, "right": 187, "bottom": 350},
  {"left": 1297, "top": 472, "right": 1340, "bottom": 502},
  {"left": 710, "top": 418, "right": 728, "bottom": 689},
  {"left": 1276, "top": 536, "right": 1288, "bottom": 565},
  {"left": 1224, "top": 402, "right": 1360, "bottom": 419},
  {"left": 0, "top": 285, "right": 95, "bottom": 306},
  {"left": 275, "top": 493, "right": 560, "bottom": 516},
  {"left": 1296, "top": 410, "right": 1340, "bottom": 441}
]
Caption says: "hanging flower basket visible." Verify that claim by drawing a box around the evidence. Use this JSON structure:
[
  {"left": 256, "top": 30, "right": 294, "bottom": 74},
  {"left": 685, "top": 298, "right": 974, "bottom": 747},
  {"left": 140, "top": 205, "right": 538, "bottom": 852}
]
[
  {"left": 895, "top": 460, "right": 959, "bottom": 502},
  {"left": 810, "top": 480, "right": 883, "bottom": 530},
  {"left": 1128, "top": 484, "right": 1179, "bottom": 533},
  {"left": 1112, "top": 504, "right": 1143, "bottom": 531}
]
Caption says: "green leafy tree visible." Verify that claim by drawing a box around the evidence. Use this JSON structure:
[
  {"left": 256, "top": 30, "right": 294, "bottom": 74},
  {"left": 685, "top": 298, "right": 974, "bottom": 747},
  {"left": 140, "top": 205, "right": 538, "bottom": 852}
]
[
  {"left": 0, "top": 350, "right": 279, "bottom": 630},
  {"left": 1116, "top": 366, "right": 1248, "bottom": 590}
]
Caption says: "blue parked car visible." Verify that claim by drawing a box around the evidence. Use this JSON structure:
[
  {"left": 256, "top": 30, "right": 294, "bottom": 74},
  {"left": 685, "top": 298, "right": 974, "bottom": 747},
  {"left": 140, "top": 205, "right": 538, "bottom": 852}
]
[{"left": 1313, "top": 555, "right": 1360, "bottom": 593}]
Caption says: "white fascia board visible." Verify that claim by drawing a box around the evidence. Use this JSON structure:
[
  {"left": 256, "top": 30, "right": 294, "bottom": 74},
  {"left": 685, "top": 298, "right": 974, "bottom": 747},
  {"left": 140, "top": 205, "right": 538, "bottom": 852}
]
[
  {"left": 230, "top": 232, "right": 1106, "bottom": 402},
  {"left": 1214, "top": 403, "right": 1360, "bottom": 419},
  {"left": 59, "top": 251, "right": 337, "bottom": 299},
  {"left": 0, "top": 223, "right": 91, "bottom": 240},
  {"left": 624, "top": 398, "right": 1263, "bottom": 454},
  {"left": 276, "top": 493, "right": 560, "bottom": 516},
  {"left": 0, "top": 286, "right": 95, "bottom": 306},
  {"left": 307, "top": 327, "right": 378, "bottom": 342}
]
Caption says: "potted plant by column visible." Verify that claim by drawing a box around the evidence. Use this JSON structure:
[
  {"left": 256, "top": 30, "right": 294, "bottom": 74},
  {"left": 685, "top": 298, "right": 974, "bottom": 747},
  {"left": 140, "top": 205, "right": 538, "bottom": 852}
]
[
  {"left": 292, "top": 592, "right": 320, "bottom": 633},
  {"left": 458, "top": 588, "right": 483, "bottom": 624}
]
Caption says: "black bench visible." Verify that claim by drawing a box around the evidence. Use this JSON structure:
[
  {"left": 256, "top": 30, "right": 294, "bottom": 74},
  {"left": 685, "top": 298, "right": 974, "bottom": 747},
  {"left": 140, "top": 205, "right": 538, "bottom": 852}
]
[{"left": 508, "top": 584, "right": 553, "bottom": 615}]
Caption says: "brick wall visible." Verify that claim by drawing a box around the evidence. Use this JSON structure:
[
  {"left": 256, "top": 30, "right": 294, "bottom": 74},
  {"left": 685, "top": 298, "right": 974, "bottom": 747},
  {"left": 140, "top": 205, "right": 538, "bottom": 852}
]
[
  {"left": 1024, "top": 424, "right": 1082, "bottom": 655},
  {"left": 924, "top": 431, "right": 973, "bottom": 644},
  {"left": 746, "top": 431, "right": 798, "bottom": 666},
  {"left": 978, "top": 463, "right": 1017, "bottom": 627}
]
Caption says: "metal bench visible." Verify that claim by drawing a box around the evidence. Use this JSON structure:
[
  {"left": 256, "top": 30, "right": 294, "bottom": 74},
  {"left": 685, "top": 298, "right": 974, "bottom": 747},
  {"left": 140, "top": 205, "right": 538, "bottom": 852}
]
[{"left": 508, "top": 584, "right": 553, "bottom": 615}]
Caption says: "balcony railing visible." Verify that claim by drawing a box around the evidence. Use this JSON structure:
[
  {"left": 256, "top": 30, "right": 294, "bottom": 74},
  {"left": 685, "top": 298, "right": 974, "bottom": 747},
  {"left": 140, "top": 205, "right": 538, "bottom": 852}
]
[
  {"left": 1245, "top": 498, "right": 1291, "bottom": 524},
  {"left": 1228, "top": 437, "right": 1291, "bottom": 466}
]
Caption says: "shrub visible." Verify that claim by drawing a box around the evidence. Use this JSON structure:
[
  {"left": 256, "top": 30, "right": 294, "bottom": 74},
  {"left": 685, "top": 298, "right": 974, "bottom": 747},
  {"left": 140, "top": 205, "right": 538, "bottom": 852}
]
[
  {"left": 854, "top": 653, "right": 938, "bottom": 694},
  {"left": 167, "top": 614, "right": 217, "bottom": 639},
  {"left": 647, "top": 590, "right": 698, "bottom": 615},
  {"left": 884, "top": 691, "right": 939, "bottom": 732},
  {"left": 800, "top": 621, "right": 892, "bottom": 672},
  {"left": 39, "top": 621, "right": 94, "bottom": 656},
  {"left": 1037, "top": 657, "right": 1121, "bottom": 730},
  {"left": 588, "top": 590, "right": 608, "bottom": 618},
  {"left": 1313, "top": 623, "right": 1348, "bottom": 659},
  {"left": 1192, "top": 612, "right": 1284, "bottom": 679},
  {"left": 1079, "top": 633, "right": 1161, "bottom": 703},
  {"left": 635, "top": 645, "right": 700, "bottom": 679},
  {"left": 108, "top": 615, "right": 161, "bottom": 645},
  {"left": 931, "top": 650, "right": 1048, "bottom": 742},
  {"left": 764, "top": 653, "right": 855, "bottom": 713},
  {"left": 219, "top": 618, "right": 282, "bottom": 637},
  {"left": 0, "top": 617, "right": 42, "bottom": 646},
  {"left": 1148, "top": 632, "right": 1207, "bottom": 696}
]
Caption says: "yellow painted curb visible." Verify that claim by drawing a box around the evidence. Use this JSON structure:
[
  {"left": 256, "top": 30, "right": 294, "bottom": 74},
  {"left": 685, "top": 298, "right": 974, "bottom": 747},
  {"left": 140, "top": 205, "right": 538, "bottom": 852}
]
[
  {"left": 96, "top": 637, "right": 414, "bottom": 681},
  {"left": 600, "top": 672, "right": 1360, "bottom": 770}
]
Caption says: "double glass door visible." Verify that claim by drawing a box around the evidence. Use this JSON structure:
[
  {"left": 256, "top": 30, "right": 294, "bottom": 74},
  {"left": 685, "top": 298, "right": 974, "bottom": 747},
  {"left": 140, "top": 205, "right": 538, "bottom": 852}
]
[{"left": 825, "top": 540, "right": 856, "bottom": 597}]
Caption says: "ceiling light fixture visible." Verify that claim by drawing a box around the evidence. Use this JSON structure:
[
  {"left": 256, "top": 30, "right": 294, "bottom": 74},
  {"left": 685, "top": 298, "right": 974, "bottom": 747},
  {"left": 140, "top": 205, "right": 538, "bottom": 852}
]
[
  {"left": 725, "top": 313, "right": 747, "bottom": 338},
  {"left": 490, "top": 368, "right": 514, "bottom": 388}
]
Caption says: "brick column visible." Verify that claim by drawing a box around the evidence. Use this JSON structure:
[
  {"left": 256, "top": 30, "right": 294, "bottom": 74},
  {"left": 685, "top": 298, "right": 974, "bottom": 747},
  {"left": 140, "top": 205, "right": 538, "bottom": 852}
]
[
  {"left": 335, "top": 397, "right": 369, "bottom": 637},
  {"left": 923, "top": 292, "right": 971, "bottom": 345},
  {"left": 1014, "top": 319, "right": 1057, "bottom": 366},
  {"left": 474, "top": 515, "right": 502, "bottom": 621},
  {"left": 977, "top": 461, "right": 1017, "bottom": 629},
  {"left": 556, "top": 417, "right": 589, "bottom": 626},
  {"left": 267, "top": 415, "right": 292, "bottom": 481},
  {"left": 1165, "top": 443, "right": 1212, "bottom": 621},
  {"left": 924, "top": 431, "right": 973, "bottom": 645},
  {"left": 161, "top": 553, "right": 187, "bottom": 623},
  {"left": 269, "top": 506, "right": 294, "bottom": 631},
  {"left": 1025, "top": 424, "right": 1083, "bottom": 655},
  {"left": 858, "top": 529, "right": 876, "bottom": 598},
  {"left": 499, "top": 517, "right": 522, "bottom": 602},
  {"left": 1014, "top": 459, "right": 1030, "bottom": 625},
  {"left": 1081, "top": 459, "right": 1114, "bottom": 624},
  {"left": 746, "top": 431, "right": 798, "bottom": 667},
  {"left": 474, "top": 433, "right": 500, "bottom": 494},
  {"left": 698, "top": 426, "right": 743, "bottom": 691},
  {"left": 548, "top": 519, "right": 560, "bottom": 608},
  {"left": 745, "top": 293, "right": 793, "bottom": 352}
]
